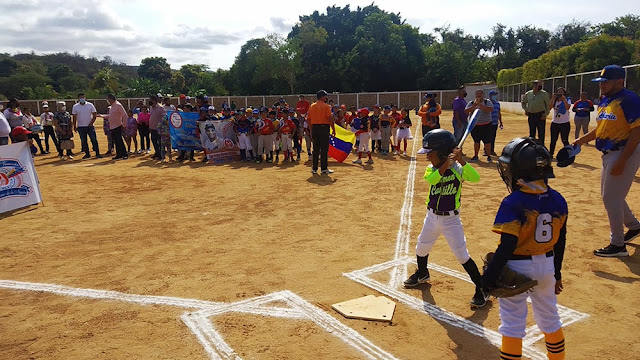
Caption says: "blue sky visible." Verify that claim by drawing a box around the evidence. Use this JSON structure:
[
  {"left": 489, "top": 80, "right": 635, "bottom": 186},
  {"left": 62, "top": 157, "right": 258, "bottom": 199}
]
[{"left": 3, "top": 0, "right": 637, "bottom": 70}]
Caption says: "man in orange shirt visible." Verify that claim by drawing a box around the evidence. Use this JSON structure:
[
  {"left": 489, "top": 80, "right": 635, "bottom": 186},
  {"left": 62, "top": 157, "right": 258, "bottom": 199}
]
[{"left": 307, "top": 90, "right": 336, "bottom": 174}]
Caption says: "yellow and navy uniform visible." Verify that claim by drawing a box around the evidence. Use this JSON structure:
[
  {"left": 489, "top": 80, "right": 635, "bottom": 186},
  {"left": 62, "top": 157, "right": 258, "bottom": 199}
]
[
  {"left": 492, "top": 180, "right": 568, "bottom": 256},
  {"left": 595, "top": 88, "right": 640, "bottom": 152}
]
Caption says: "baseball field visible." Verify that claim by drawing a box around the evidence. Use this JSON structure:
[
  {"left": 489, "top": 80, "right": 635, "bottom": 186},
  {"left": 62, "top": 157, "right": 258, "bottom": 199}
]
[{"left": 1, "top": 110, "right": 639, "bottom": 360}]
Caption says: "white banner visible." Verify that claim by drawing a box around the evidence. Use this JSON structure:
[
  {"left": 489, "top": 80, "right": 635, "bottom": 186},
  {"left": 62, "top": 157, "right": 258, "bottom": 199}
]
[{"left": 0, "top": 142, "right": 42, "bottom": 214}]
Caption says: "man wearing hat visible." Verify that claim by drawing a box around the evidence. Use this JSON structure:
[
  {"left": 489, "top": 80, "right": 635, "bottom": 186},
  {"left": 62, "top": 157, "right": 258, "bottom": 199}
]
[
  {"left": 574, "top": 65, "right": 640, "bottom": 257},
  {"left": 521, "top": 80, "right": 550, "bottom": 142},
  {"left": 418, "top": 93, "right": 442, "bottom": 138},
  {"left": 40, "top": 102, "right": 59, "bottom": 153},
  {"left": 307, "top": 90, "right": 336, "bottom": 174}
]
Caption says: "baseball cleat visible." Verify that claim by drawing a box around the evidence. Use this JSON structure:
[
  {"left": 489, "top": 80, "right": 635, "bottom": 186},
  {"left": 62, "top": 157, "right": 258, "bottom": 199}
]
[
  {"left": 403, "top": 270, "right": 430, "bottom": 287},
  {"left": 624, "top": 228, "right": 640, "bottom": 243},
  {"left": 311, "top": 169, "right": 318, "bottom": 174},
  {"left": 321, "top": 169, "right": 334, "bottom": 174},
  {"left": 352, "top": 158, "right": 362, "bottom": 164},
  {"left": 366, "top": 159, "right": 374, "bottom": 164},
  {"left": 594, "top": 244, "right": 629, "bottom": 257},
  {"left": 470, "top": 289, "right": 489, "bottom": 309}
]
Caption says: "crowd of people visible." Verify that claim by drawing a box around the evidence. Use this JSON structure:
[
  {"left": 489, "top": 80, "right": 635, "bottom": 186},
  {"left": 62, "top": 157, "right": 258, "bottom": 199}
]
[{"left": 0, "top": 88, "right": 510, "bottom": 168}]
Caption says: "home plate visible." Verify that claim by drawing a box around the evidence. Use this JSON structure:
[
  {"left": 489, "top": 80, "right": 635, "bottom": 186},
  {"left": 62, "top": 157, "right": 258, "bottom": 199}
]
[{"left": 332, "top": 295, "right": 396, "bottom": 323}]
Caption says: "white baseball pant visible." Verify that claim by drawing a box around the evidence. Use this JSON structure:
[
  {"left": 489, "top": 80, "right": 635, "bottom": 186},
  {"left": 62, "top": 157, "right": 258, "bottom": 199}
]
[
  {"left": 415, "top": 209, "right": 471, "bottom": 264},
  {"left": 280, "top": 134, "right": 292, "bottom": 151},
  {"left": 498, "top": 255, "right": 562, "bottom": 338},
  {"left": 397, "top": 128, "right": 411, "bottom": 141},
  {"left": 238, "top": 133, "right": 252, "bottom": 150},
  {"left": 258, "top": 134, "right": 273, "bottom": 155},
  {"left": 357, "top": 132, "right": 371, "bottom": 152}
]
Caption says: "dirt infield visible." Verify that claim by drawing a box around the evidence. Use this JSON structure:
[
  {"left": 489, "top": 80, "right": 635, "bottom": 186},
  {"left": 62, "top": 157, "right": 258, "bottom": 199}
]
[{"left": 1, "top": 111, "right": 640, "bottom": 359}]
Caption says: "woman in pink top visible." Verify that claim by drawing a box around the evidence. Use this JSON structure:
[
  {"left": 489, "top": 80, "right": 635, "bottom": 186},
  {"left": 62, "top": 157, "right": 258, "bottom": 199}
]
[{"left": 137, "top": 105, "right": 151, "bottom": 153}]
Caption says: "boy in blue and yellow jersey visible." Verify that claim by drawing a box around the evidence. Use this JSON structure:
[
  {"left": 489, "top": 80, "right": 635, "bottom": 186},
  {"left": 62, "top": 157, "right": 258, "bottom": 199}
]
[
  {"left": 575, "top": 65, "right": 640, "bottom": 257},
  {"left": 483, "top": 137, "right": 567, "bottom": 360},
  {"left": 405, "top": 129, "right": 487, "bottom": 309}
]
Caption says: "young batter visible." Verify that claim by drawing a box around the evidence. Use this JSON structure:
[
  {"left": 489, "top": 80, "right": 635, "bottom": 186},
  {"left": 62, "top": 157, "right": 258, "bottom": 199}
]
[
  {"left": 405, "top": 129, "right": 487, "bottom": 308},
  {"left": 483, "top": 137, "right": 567, "bottom": 360}
]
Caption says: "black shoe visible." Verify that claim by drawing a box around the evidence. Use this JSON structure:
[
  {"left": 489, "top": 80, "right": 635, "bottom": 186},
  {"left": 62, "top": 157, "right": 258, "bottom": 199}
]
[
  {"left": 95, "top": 154, "right": 103, "bottom": 158},
  {"left": 470, "top": 156, "right": 479, "bottom": 162},
  {"left": 403, "top": 269, "right": 430, "bottom": 288},
  {"left": 82, "top": 154, "right": 91, "bottom": 159},
  {"left": 594, "top": 244, "right": 629, "bottom": 257},
  {"left": 470, "top": 289, "right": 489, "bottom": 309},
  {"left": 491, "top": 151, "right": 498, "bottom": 156},
  {"left": 624, "top": 228, "right": 640, "bottom": 243},
  {"left": 121, "top": 155, "right": 128, "bottom": 160}
]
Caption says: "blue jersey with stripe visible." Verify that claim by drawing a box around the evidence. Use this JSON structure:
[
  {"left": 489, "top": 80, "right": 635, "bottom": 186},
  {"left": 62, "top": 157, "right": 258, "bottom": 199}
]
[{"left": 595, "top": 88, "right": 640, "bottom": 152}]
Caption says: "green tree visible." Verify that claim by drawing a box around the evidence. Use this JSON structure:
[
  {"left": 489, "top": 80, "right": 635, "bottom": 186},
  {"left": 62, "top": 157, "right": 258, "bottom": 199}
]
[
  {"left": 0, "top": 72, "right": 51, "bottom": 98},
  {"left": 137, "top": 57, "right": 172, "bottom": 82},
  {"left": 596, "top": 15, "right": 640, "bottom": 39},
  {"left": 549, "top": 20, "right": 593, "bottom": 50},
  {"left": 0, "top": 57, "right": 18, "bottom": 77},
  {"left": 516, "top": 26, "right": 551, "bottom": 63},
  {"left": 91, "top": 67, "right": 120, "bottom": 94},
  {"left": 180, "top": 64, "right": 208, "bottom": 86}
]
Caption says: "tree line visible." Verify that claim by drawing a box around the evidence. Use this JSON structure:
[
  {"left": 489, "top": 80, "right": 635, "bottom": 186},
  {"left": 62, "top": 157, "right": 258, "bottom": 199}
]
[{"left": 1, "top": 5, "right": 638, "bottom": 100}]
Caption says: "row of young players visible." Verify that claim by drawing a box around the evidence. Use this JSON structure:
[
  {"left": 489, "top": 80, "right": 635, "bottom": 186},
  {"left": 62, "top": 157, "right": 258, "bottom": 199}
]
[{"left": 182, "top": 104, "right": 414, "bottom": 164}]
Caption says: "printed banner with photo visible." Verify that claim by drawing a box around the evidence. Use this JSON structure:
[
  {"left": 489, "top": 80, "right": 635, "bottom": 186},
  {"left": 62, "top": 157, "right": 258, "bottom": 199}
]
[
  {"left": 168, "top": 111, "right": 203, "bottom": 151},
  {"left": 0, "top": 142, "right": 43, "bottom": 214},
  {"left": 199, "top": 120, "right": 240, "bottom": 163}
]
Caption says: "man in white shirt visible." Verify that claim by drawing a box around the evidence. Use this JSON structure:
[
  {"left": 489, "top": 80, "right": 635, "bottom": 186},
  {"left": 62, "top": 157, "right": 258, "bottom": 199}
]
[
  {"left": 72, "top": 93, "right": 102, "bottom": 159},
  {"left": 0, "top": 111, "right": 10, "bottom": 145}
]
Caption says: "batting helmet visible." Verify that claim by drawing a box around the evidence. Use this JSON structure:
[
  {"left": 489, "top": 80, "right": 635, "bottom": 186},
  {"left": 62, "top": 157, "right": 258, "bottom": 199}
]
[
  {"left": 497, "top": 137, "right": 554, "bottom": 192},
  {"left": 417, "top": 129, "right": 456, "bottom": 160}
]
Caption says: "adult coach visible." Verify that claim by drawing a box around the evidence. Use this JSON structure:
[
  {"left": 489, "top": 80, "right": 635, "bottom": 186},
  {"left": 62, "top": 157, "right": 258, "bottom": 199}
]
[
  {"left": 72, "top": 93, "right": 102, "bottom": 159},
  {"left": 418, "top": 93, "right": 442, "bottom": 138},
  {"left": 106, "top": 94, "right": 128, "bottom": 160},
  {"left": 308, "top": 90, "right": 336, "bottom": 174},
  {"left": 452, "top": 87, "right": 468, "bottom": 143},
  {"left": 149, "top": 95, "right": 166, "bottom": 160},
  {"left": 522, "top": 80, "right": 550, "bottom": 142},
  {"left": 574, "top": 65, "right": 640, "bottom": 257}
]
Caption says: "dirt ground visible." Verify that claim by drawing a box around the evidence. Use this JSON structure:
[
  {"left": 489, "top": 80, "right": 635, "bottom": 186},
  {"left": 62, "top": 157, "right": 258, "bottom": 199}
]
[{"left": 1, "top": 110, "right": 639, "bottom": 360}]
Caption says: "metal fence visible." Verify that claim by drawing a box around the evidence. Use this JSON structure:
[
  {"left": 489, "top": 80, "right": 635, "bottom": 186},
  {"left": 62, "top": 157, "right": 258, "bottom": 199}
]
[
  {"left": 497, "top": 64, "right": 640, "bottom": 103},
  {"left": 13, "top": 90, "right": 459, "bottom": 115}
]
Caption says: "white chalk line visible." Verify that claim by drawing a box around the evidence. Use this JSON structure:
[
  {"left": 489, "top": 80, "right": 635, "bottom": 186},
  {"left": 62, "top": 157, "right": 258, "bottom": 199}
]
[
  {"left": 0, "top": 281, "right": 397, "bottom": 360},
  {"left": 345, "top": 118, "right": 590, "bottom": 359},
  {"left": 389, "top": 125, "right": 422, "bottom": 288}
]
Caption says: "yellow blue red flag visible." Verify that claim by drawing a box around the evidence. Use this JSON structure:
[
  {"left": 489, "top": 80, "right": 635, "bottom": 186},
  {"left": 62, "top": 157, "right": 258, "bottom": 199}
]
[{"left": 328, "top": 125, "right": 356, "bottom": 162}]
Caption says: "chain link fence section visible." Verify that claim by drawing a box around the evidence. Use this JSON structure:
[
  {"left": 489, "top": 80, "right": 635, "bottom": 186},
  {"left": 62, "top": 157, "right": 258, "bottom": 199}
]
[{"left": 498, "top": 64, "right": 640, "bottom": 104}]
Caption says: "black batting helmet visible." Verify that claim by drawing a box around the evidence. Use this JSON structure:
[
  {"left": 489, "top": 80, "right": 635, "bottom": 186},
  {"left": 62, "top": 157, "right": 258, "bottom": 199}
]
[
  {"left": 497, "top": 137, "right": 554, "bottom": 192},
  {"left": 418, "top": 129, "right": 456, "bottom": 160}
]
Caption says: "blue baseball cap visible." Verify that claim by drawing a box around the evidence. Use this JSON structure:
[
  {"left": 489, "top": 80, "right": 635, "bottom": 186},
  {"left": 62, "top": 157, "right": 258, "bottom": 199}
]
[
  {"left": 592, "top": 65, "right": 626, "bottom": 82},
  {"left": 383, "top": 105, "right": 392, "bottom": 110},
  {"left": 252, "top": 109, "right": 259, "bottom": 114},
  {"left": 423, "top": 93, "right": 435, "bottom": 98},
  {"left": 488, "top": 90, "right": 498, "bottom": 96}
]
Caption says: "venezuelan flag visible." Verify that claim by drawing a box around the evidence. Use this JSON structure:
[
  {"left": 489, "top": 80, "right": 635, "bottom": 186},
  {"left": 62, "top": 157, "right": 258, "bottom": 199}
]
[{"left": 328, "top": 125, "right": 356, "bottom": 162}]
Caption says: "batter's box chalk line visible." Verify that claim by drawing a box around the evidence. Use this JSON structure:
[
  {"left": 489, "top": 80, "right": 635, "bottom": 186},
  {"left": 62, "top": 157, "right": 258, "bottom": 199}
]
[
  {"left": 343, "top": 257, "right": 590, "bottom": 360},
  {"left": 0, "top": 280, "right": 398, "bottom": 360}
]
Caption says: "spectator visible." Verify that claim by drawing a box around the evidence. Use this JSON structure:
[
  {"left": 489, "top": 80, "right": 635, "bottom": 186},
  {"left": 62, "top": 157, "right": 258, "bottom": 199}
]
[
  {"left": 22, "top": 107, "right": 45, "bottom": 154},
  {"left": 521, "top": 80, "right": 551, "bottom": 142},
  {"left": 72, "top": 93, "right": 102, "bottom": 159},
  {"left": 418, "top": 93, "right": 442, "bottom": 138},
  {"left": 465, "top": 89, "right": 494, "bottom": 162},
  {"left": 452, "top": 87, "right": 468, "bottom": 143},
  {"left": 125, "top": 109, "right": 138, "bottom": 154},
  {"left": 40, "top": 102, "right": 58, "bottom": 154},
  {"left": 488, "top": 90, "right": 503, "bottom": 156},
  {"left": 230, "top": 100, "right": 237, "bottom": 111},
  {"left": 4, "top": 98, "right": 24, "bottom": 141},
  {"left": 548, "top": 87, "right": 572, "bottom": 158},
  {"left": 572, "top": 91, "right": 594, "bottom": 139},
  {"left": 0, "top": 110, "right": 10, "bottom": 146},
  {"left": 148, "top": 95, "right": 167, "bottom": 160},
  {"left": 296, "top": 95, "right": 310, "bottom": 116},
  {"left": 137, "top": 105, "right": 151, "bottom": 154},
  {"left": 307, "top": 90, "right": 336, "bottom": 174},
  {"left": 53, "top": 101, "right": 74, "bottom": 160},
  {"left": 102, "top": 106, "right": 113, "bottom": 156},
  {"left": 106, "top": 94, "right": 128, "bottom": 160},
  {"left": 9, "top": 126, "right": 34, "bottom": 154},
  {"left": 132, "top": 99, "right": 144, "bottom": 115}
]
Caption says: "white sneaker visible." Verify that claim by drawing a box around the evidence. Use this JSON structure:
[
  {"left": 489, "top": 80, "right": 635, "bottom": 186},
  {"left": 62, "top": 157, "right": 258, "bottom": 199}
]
[
  {"left": 403, "top": 151, "right": 407, "bottom": 155},
  {"left": 146, "top": 149, "right": 150, "bottom": 154},
  {"left": 393, "top": 150, "right": 398, "bottom": 155},
  {"left": 311, "top": 169, "right": 318, "bottom": 174},
  {"left": 68, "top": 155, "right": 74, "bottom": 160},
  {"left": 352, "top": 158, "right": 362, "bottom": 164},
  {"left": 366, "top": 159, "right": 374, "bottom": 164},
  {"left": 321, "top": 169, "right": 334, "bottom": 174}
]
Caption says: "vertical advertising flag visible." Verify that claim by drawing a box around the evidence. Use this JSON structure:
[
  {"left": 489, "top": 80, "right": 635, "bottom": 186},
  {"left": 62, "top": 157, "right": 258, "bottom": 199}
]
[{"left": 0, "top": 142, "right": 42, "bottom": 214}]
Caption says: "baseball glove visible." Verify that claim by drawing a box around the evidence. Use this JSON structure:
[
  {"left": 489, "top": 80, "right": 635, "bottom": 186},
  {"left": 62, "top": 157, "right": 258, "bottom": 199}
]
[{"left": 483, "top": 252, "right": 539, "bottom": 298}]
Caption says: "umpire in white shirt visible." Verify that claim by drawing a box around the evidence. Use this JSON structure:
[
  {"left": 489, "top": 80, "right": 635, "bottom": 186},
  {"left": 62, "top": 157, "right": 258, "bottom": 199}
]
[{"left": 72, "top": 93, "right": 102, "bottom": 159}]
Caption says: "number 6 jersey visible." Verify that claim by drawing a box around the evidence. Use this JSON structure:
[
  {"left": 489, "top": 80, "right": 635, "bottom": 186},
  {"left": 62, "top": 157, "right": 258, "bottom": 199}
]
[{"left": 492, "top": 180, "right": 568, "bottom": 256}]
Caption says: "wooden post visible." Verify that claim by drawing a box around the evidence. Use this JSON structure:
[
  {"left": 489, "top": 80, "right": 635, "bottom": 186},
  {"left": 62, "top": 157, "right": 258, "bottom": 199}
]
[{"left": 356, "top": 93, "right": 359, "bottom": 108}]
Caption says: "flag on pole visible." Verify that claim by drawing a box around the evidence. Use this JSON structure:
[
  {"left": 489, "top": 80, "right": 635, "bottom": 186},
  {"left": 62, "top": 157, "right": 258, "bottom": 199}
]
[
  {"left": 328, "top": 125, "right": 356, "bottom": 163},
  {"left": 0, "top": 142, "right": 42, "bottom": 214}
]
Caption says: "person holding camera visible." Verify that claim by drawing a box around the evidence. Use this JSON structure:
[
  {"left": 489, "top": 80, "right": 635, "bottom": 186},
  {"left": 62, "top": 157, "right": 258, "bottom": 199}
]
[
  {"left": 548, "top": 87, "right": 571, "bottom": 158},
  {"left": 521, "top": 80, "right": 550, "bottom": 142}
]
